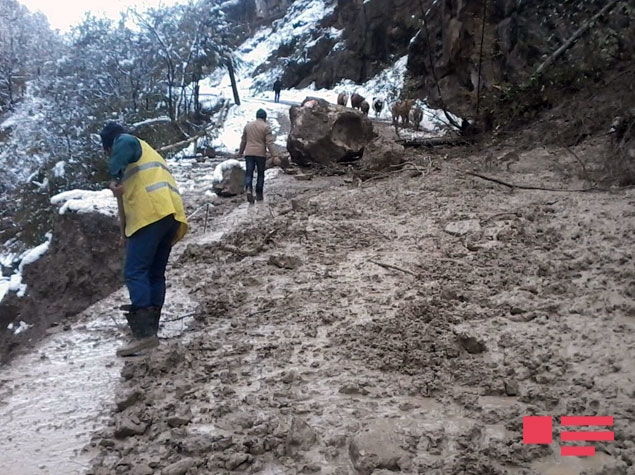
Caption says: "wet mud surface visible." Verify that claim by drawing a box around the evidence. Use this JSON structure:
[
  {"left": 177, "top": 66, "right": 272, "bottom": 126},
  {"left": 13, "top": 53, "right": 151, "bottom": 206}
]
[{"left": 85, "top": 141, "right": 635, "bottom": 474}]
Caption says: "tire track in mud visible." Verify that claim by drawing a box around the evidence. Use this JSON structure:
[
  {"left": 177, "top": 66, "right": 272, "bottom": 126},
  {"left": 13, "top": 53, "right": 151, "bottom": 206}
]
[{"left": 89, "top": 151, "right": 635, "bottom": 475}]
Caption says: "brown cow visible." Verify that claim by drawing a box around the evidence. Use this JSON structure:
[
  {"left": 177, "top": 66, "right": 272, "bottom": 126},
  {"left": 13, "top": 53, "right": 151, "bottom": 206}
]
[
  {"left": 410, "top": 105, "right": 423, "bottom": 130},
  {"left": 350, "top": 92, "right": 365, "bottom": 110},
  {"left": 391, "top": 99, "right": 414, "bottom": 127},
  {"left": 360, "top": 100, "right": 370, "bottom": 116},
  {"left": 337, "top": 92, "right": 348, "bottom": 106}
]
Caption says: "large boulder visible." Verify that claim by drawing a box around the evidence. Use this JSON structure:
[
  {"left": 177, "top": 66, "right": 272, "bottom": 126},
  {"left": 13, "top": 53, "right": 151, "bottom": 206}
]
[
  {"left": 211, "top": 159, "right": 246, "bottom": 196},
  {"left": 287, "top": 97, "right": 375, "bottom": 166}
]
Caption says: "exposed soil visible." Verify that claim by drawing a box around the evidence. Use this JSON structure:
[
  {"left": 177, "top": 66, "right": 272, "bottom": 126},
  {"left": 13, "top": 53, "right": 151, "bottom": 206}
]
[
  {"left": 85, "top": 137, "right": 635, "bottom": 474},
  {"left": 0, "top": 212, "right": 124, "bottom": 364}
]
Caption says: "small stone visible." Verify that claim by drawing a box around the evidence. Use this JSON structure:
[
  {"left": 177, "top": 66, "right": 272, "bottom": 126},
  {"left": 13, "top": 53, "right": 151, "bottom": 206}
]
[
  {"left": 510, "top": 307, "right": 526, "bottom": 315},
  {"left": 224, "top": 453, "right": 252, "bottom": 470},
  {"left": 161, "top": 458, "right": 197, "bottom": 475},
  {"left": 398, "top": 402, "right": 418, "bottom": 411},
  {"left": 114, "top": 417, "right": 147, "bottom": 439},
  {"left": 115, "top": 391, "right": 142, "bottom": 412},
  {"left": 281, "top": 370, "right": 299, "bottom": 384},
  {"left": 455, "top": 332, "right": 487, "bottom": 354},
  {"left": 130, "top": 464, "right": 153, "bottom": 475},
  {"left": 504, "top": 380, "right": 520, "bottom": 396},
  {"left": 444, "top": 219, "right": 481, "bottom": 236},
  {"left": 167, "top": 413, "right": 192, "bottom": 428},
  {"left": 300, "top": 463, "right": 322, "bottom": 473},
  {"left": 338, "top": 384, "right": 369, "bottom": 396}
]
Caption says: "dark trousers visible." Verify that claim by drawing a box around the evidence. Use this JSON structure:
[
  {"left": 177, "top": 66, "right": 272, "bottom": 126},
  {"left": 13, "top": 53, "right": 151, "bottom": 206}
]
[
  {"left": 124, "top": 214, "right": 179, "bottom": 310},
  {"left": 244, "top": 155, "right": 266, "bottom": 194},
  {"left": 274, "top": 91, "right": 280, "bottom": 103}
]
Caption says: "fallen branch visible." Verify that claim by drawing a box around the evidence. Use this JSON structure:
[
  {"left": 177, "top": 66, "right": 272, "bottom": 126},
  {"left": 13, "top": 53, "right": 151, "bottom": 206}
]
[
  {"left": 483, "top": 212, "right": 521, "bottom": 223},
  {"left": 218, "top": 243, "right": 259, "bottom": 257},
  {"left": 161, "top": 312, "right": 196, "bottom": 323},
  {"left": 158, "top": 128, "right": 210, "bottom": 153},
  {"left": 565, "top": 147, "right": 593, "bottom": 185},
  {"left": 388, "top": 161, "right": 424, "bottom": 173},
  {"left": 398, "top": 136, "right": 467, "bottom": 148},
  {"left": 247, "top": 309, "right": 271, "bottom": 318},
  {"left": 466, "top": 171, "right": 605, "bottom": 192},
  {"left": 369, "top": 259, "right": 418, "bottom": 277}
]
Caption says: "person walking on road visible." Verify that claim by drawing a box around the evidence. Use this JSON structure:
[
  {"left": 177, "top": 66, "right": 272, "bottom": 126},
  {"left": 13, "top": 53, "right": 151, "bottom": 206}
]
[
  {"left": 100, "top": 122, "right": 188, "bottom": 357},
  {"left": 273, "top": 78, "right": 282, "bottom": 103},
  {"left": 238, "top": 109, "right": 277, "bottom": 203}
]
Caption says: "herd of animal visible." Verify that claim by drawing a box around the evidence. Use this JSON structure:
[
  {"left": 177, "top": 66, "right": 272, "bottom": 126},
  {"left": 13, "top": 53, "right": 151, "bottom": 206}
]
[{"left": 336, "top": 92, "right": 424, "bottom": 130}]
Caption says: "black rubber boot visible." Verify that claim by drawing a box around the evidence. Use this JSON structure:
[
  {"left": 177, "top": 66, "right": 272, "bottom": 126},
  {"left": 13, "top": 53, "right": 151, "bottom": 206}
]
[
  {"left": 153, "top": 306, "right": 162, "bottom": 336},
  {"left": 255, "top": 191, "right": 263, "bottom": 201},
  {"left": 117, "top": 307, "right": 160, "bottom": 357}
]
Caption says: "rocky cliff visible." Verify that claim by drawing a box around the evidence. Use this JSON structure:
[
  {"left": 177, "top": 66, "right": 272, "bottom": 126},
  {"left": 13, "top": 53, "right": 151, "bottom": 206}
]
[{"left": 263, "top": 0, "right": 634, "bottom": 136}]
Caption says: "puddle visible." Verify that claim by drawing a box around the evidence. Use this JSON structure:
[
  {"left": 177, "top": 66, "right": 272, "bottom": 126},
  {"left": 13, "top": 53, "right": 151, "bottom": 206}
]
[
  {"left": 0, "top": 292, "right": 125, "bottom": 474},
  {"left": 0, "top": 257, "right": 200, "bottom": 474}
]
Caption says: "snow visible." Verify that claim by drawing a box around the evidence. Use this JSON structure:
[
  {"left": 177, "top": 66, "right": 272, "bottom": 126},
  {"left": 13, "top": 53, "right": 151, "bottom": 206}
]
[
  {"left": 50, "top": 189, "right": 118, "bottom": 217},
  {"left": 0, "top": 280, "right": 9, "bottom": 303},
  {"left": 211, "top": 159, "right": 245, "bottom": 184},
  {"left": 7, "top": 320, "right": 32, "bottom": 335},
  {"left": 52, "top": 161, "right": 66, "bottom": 178},
  {"left": 0, "top": 233, "right": 52, "bottom": 302},
  {"left": 18, "top": 233, "right": 51, "bottom": 273},
  {"left": 131, "top": 116, "right": 172, "bottom": 129}
]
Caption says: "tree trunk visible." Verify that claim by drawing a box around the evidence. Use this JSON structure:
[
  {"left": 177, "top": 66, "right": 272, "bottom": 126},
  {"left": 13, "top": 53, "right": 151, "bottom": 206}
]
[{"left": 226, "top": 57, "right": 240, "bottom": 106}]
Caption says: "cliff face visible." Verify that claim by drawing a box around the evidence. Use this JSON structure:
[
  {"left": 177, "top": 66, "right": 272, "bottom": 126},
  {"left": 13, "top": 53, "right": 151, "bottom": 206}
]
[
  {"left": 278, "top": 0, "right": 421, "bottom": 89},
  {"left": 266, "top": 0, "right": 634, "bottom": 132},
  {"left": 406, "top": 1, "right": 635, "bottom": 119}
]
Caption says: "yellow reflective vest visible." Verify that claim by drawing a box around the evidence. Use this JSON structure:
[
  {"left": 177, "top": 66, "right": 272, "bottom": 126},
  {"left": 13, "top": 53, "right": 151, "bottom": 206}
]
[{"left": 121, "top": 139, "right": 188, "bottom": 243}]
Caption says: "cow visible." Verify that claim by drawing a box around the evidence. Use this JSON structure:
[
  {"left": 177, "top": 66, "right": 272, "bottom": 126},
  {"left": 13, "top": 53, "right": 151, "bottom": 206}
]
[
  {"left": 350, "top": 92, "right": 365, "bottom": 110},
  {"left": 410, "top": 105, "right": 423, "bottom": 130},
  {"left": 391, "top": 99, "right": 414, "bottom": 127},
  {"left": 337, "top": 92, "right": 348, "bottom": 107},
  {"left": 360, "top": 100, "right": 370, "bottom": 116},
  {"left": 372, "top": 98, "right": 383, "bottom": 117}
]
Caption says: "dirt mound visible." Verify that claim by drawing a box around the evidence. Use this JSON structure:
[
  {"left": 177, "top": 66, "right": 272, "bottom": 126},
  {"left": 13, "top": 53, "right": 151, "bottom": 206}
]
[{"left": 0, "top": 211, "right": 123, "bottom": 364}]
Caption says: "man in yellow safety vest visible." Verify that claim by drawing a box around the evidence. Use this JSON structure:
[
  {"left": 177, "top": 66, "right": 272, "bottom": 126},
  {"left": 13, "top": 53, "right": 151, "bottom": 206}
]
[{"left": 100, "top": 122, "right": 188, "bottom": 357}]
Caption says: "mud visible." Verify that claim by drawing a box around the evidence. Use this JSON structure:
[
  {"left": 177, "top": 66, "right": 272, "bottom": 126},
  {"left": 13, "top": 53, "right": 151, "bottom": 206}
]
[{"left": 85, "top": 137, "right": 635, "bottom": 474}]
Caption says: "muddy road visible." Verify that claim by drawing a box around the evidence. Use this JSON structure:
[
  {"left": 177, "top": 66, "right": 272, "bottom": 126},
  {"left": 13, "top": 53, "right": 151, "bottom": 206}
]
[{"left": 84, "top": 140, "right": 635, "bottom": 474}]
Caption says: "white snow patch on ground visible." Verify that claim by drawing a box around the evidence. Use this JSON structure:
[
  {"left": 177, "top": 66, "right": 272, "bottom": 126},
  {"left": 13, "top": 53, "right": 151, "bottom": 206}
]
[
  {"left": 52, "top": 161, "right": 66, "bottom": 178},
  {"left": 1, "top": 233, "right": 52, "bottom": 302},
  {"left": 50, "top": 189, "right": 118, "bottom": 217},
  {"left": 18, "top": 233, "right": 51, "bottom": 273},
  {"left": 7, "top": 320, "right": 32, "bottom": 335}
]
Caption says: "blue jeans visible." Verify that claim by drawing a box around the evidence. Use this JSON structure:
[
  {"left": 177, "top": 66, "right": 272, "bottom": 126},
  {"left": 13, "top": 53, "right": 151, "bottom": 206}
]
[
  {"left": 244, "top": 155, "right": 266, "bottom": 194},
  {"left": 124, "top": 214, "right": 179, "bottom": 310},
  {"left": 274, "top": 91, "right": 280, "bottom": 103}
]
